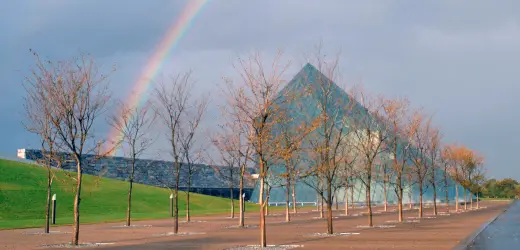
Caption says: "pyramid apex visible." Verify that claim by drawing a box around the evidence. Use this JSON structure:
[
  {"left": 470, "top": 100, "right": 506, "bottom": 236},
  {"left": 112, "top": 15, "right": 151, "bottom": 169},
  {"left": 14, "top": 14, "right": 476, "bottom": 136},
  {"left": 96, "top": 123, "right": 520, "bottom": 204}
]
[{"left": 303, "top": 63, "right": 317, "bottom": 70}]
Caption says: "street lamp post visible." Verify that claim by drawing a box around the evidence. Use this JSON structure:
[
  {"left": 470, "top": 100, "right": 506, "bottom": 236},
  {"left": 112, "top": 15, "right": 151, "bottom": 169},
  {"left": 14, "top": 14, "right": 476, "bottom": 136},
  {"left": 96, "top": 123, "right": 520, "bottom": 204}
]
[
  {"left": 242, "top": 193, "right": 246, "bottom": 212},
  {"left": 51, "top": 194, "right": 57, "bottom": 225}
]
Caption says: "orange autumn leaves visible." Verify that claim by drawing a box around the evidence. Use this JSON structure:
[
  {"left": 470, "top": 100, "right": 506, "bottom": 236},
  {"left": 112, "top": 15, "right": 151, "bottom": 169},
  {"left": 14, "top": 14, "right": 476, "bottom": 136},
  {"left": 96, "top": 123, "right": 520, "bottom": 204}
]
[{"left": 442, "top": 144, "right": 484, "bottom": 184}]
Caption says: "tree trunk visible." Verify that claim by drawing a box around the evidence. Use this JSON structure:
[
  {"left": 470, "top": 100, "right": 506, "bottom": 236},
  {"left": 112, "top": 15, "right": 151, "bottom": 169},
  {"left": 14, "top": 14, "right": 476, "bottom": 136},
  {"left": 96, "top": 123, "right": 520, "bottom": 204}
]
[
  {"left": 326, "top": 183, "right": 333, "bottom": 234},
  {"left": 258, "top": 179, "right": 264, "bottom": 205},
  {"left": 186, "top": 171, "right": 191, "bottom": 222},
  {"left": 455, "top": 184, "right": 459, "bottom": 212},
  {"left": 398, "top": 192, "right": 403, "bottom": 222},
  {"left": 126, "top": 160, "right": 135, "bottom": 227},
  {"left": 418, "top": 184, "right": 423, "bottom": 218},
  {"left": 291, "top": 182, "right": 297, "bottom": 214},
  {"left": 335, "top": 191, "right": 339, "bottom": 210},
  {"left": 464, "top": 188, "right": 467, "bottom": 210},
  {"left": 285, "top": 180, "right": 290, "bottom": 222},
  {"left": 444, "top": 168, "right": 450, "bottom": 212},
  {"left": 126, "top": 179, "right": 133, "bottom": 226},
  {"left": 476, "top": 192, "right": 480, "bottom": 209},
  {"left": 345, "top": 188, "right": 349, "bottom": 216},
  {"left": 186, "top": 190, "right": 191, "bottom": 222},
  {"left": 366, "top": 182, "right": 373, "bottom": 227},
  {"left": 239, "top": 169, "right": 244, "bottom": 227},
  {"left": 408, "top": 174, "right": 413, "bottom": 209},
  {"left": 444, "top": 169, "right": 449, "bottom": 211},
  {"left": 173, "top": 159, "right": 180, "bottom": 234},
  {"left": 71, "top": 160, "right": 82, "bottom": 245},
  {"left": 230, "top": 187, "right": 235, "bottom": 219},
  {"left": 229, "top": 168, "right": 234, "bottom": 219},
  {"left": 320, "top": 195, "right": 324, "bottom": 218},
  {"left": 432, "top": 186, "right": 437, "bottom": 216},
  {"left": 265, "top": 186, "right": 271, "bottom": 216},
  {"left": 345, "top": 180, "right": 349, "bottom": 216},
  {"left": 408, "top": 186, "right": 413, "bottom": 209},
  {"left": 383, "top": 179, "right": 388, "bottom": 212},
  {"left": 45, "top": 172, "right": 52, "bottom": 234},
  {"left": 350, "top": 184, "right": 354, "bottom": 210},
  {"left": 398, "top": 175, "right": 404, "bottom": 222},
  {"left": 432, "top": 168, "right": 437, "bottom": 216},
  {"left": 259, "top": 176, "right": 266, "bottom": 247},
  {"left": 470, "top": 192, "right": 473, "bottom": 209}
]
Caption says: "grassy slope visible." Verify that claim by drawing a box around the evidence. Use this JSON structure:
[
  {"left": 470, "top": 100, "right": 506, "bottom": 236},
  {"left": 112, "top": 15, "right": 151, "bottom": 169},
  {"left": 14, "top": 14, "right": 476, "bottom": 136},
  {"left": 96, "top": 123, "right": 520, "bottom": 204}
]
[{"left": 0, "top": 159, "right": 259, "bottom": 229}]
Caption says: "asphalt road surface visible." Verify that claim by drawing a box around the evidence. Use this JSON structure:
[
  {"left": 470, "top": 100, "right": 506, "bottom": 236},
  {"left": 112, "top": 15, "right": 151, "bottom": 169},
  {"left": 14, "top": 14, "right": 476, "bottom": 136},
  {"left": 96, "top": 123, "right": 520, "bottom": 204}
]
[{"left": 466, "top": 200, "right": 520, "bottom": 249}]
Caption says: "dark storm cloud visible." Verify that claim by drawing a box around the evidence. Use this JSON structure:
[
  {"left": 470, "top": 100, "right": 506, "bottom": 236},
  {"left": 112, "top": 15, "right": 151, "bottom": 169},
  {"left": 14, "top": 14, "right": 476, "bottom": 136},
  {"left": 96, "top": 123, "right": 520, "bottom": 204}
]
[{"left": 1, "top": 0, "right": 519, "bottom": 179}]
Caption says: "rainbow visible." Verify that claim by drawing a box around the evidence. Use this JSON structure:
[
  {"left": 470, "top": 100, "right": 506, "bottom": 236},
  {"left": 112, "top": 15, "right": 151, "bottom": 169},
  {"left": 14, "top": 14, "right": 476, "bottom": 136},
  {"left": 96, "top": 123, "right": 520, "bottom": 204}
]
[{"left": 106, "top": 0, "right": 210, "bottom": 156}]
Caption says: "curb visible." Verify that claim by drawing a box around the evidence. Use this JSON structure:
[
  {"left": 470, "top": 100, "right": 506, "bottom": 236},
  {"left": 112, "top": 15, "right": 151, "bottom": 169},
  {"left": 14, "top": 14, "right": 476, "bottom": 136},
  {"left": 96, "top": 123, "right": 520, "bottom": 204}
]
[{"left": 452, "top": 200, "right": 516, "bottom": 250}]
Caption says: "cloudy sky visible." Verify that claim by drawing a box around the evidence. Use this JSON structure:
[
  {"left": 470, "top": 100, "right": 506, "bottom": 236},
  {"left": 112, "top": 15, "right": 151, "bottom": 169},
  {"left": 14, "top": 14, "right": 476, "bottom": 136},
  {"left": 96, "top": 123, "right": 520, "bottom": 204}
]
[{"left": 1, "top": 0, "right": 519, "bottom": 179}]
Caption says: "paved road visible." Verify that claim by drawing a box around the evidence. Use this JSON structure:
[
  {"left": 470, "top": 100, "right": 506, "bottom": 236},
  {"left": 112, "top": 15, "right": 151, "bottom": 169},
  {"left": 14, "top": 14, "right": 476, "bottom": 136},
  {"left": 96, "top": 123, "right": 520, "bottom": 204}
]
[{"left": 466, "top": 200, "right": 520, "bottom": 249}]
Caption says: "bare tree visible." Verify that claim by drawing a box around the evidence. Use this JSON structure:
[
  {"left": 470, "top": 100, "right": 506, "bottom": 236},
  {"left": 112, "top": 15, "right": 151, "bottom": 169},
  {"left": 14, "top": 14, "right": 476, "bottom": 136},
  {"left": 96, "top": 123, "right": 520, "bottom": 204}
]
[
  {"left": 212, "top": 122, "right": 252, "bottom": 227},
  {"left": 296, "top": 50, "right": 356, "bottom": 234},
  {"left": 211, "top": 134, "right": 238, "bottom": 219},
  {"left": 425, "top": 120, "right": 441, "bottom": 216},
  {"left": 272, "top": 108, "right": 315, "bottom": 222},
  {"left": 379, "top": 157, "right": 392, "bottom": 212},
  {"left": 340, "top": 154, "right": 357, "bottom": 216},
  {"left": 179, "top": 99, "right": 208, "bottom": 223},
  {"left": 154, "top": 71, "right": 206, "bottom": 234},
  {"left": 23, "top": 75, "right": 63, "bottom": 234},
  {"left": 349, "top": 89, "right": 388, "bottom": 227},
  {"left": 222, "top": 51, "right": 290, "bottom": 247},
  {"left": 381, "top": 97, "right": 412, "bottom": 222},
  {"left": 440, "top": 145, "right": 452, "bottom": 211},
  {"left": 27, "top": 51, "right": 113, "bottom": 245},
  {"left": 109, "top": 101, "right": 155, "bottom": 226},
  {"left": 237, "top": 140, "right": 252, "bottom": 227},
  {"left": 263, "top": 170, "right": 283, "bottom": 216},
  {"left": 408, "top": 110, "right": 431, "bottom": 218}
]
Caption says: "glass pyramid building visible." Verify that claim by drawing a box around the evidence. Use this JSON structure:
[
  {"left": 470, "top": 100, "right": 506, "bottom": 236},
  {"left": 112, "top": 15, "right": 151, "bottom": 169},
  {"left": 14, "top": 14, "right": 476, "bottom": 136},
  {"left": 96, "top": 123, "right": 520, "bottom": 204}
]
[{"left": 249, "top": 63, "right": 473, "bottom": 206}]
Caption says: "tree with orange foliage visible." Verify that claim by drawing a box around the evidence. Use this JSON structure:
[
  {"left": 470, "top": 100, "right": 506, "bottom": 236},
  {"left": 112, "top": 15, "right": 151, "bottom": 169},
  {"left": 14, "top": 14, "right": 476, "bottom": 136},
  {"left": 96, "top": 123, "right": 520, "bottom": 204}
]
[
  {"left": 459, "top": 147, "right": 484, "bottom": 210},
  {"left": 381, "top": 97, "right": 413, "bottom": 222},
  {"left": 443, "top": 144, "right": 473, "bottom": 211}
]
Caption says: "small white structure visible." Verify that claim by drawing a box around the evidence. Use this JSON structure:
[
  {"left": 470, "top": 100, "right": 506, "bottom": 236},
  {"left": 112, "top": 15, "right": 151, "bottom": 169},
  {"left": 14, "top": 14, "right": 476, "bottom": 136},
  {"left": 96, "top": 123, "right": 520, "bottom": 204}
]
[{"left": 17, "top": 149, "right": 26, "bottom": 159}]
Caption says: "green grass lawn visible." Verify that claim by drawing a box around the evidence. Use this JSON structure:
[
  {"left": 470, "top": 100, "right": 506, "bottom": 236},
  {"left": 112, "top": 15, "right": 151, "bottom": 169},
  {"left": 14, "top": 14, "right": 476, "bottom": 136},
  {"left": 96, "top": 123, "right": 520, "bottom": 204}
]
[{"left": 0, "top": 159, "right": 261, "bottom": 229}]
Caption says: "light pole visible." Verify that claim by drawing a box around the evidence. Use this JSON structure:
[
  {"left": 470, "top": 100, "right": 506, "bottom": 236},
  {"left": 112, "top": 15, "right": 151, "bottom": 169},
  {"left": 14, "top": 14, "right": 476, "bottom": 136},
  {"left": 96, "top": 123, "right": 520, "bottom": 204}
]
[
  {"left": 242, "top": 193, "right": 246, "bottom": 212},
  {"left": 51, "top": 194, "right": 57, "bottom": 225}
]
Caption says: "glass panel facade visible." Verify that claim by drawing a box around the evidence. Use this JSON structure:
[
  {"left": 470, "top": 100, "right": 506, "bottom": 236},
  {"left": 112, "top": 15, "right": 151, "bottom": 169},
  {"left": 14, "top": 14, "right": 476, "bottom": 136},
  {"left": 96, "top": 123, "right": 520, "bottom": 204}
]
[{"left": 249, "top": 64, "right": 474, "bottom": 205}]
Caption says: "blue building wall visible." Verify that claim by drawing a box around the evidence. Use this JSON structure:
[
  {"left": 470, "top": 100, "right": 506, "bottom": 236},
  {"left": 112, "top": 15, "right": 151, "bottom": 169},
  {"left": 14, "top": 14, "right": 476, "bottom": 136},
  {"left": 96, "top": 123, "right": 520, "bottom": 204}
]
[{"left": 19, "top": 149, "right": 257, "bottom": 199}]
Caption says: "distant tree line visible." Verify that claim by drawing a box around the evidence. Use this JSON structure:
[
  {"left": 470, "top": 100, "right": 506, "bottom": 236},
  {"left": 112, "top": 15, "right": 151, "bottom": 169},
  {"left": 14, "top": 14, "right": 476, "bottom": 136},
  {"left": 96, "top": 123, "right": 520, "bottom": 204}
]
[{"left": 478, "top": 178, "right": 520, "bottom": 199}]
